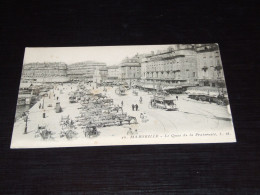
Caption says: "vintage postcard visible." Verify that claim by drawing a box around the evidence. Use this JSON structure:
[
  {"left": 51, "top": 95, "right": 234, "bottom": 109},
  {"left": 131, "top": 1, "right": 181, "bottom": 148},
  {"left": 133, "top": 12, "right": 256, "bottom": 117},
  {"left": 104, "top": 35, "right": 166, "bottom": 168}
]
[{"left": 11, "top": 44, "right": 236, "bottom": 148}]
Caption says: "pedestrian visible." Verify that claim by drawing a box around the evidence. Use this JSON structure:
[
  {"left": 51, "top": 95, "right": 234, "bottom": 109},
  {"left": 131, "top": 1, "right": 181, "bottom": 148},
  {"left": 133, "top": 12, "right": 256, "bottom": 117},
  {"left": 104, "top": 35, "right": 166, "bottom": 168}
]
[
  {"left": 121, "top": 100, "right": 123, "bottom": 107},
  {"left": 127, "top": 128, "right": 133, "bottom": 135},
  {"left": 39, "top": 103, "right": 41, "bottom": 109},
  {"left": 132, "top": 104, "right": 135, "bottom": 111},
  {"left": 135, "top": 104, "right": 138, "bottom": 111},
  {"left": 140, "top": 113, "right": 144, "bottom": 119},
  {"left": 176, "top": 95, "right": 178, "bottom": 100},
  {"left": 57, "top": 96, "right": 59, "bottom": 100}
]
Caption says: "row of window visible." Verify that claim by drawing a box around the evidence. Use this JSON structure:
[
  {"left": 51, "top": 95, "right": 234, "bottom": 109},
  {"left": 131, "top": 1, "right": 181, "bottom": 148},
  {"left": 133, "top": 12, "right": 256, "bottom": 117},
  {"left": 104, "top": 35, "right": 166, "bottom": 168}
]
[
  {"left": 144, "top": 72, "right": 196, "bottom": 77},
  {"left": 203, "top": 56, "right": 220, "bottom": 59},
  {"left": 23, "top": 73, "right": 66, "bottom": 77}
]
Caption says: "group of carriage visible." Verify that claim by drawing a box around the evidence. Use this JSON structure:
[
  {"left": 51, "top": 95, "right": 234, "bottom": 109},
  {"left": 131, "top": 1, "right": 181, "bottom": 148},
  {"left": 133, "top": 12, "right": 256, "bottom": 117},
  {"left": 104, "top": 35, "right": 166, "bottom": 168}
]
[
  {"left": 69, "top": 89, "right": 93, "bottom": 104},
  {"left": 74, "top": 85, "right": 137, "bottom": 137},
  {"left": 188, "top": 93, "right": 229, "bottom": 106},
  {"left": 77, "top": 104, "right": 137, "bottom": 128}
]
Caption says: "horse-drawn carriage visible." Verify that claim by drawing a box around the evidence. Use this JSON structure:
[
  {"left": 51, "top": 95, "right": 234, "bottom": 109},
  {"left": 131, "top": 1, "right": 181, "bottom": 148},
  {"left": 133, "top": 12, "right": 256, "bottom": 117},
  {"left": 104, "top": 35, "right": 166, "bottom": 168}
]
[
  {"left": 60, "top": 115, "right": 78, "bottom": 139},
  {"left": 60, "top": 129, "right": 78, "bottom": 140},
  {"left": 115, "top": 114, "right": 137, "bottom": 125},
  {"left": 35, "top": 125, "right": 54, "bottom": 140},
  {"left": 69, "top": 96, "right": 77, "bottom": 103},
  {"left": 133, "top": 89, "right": 138, "bottom": 96},
  {"left": 115, "top": 86, "right": 126, "bottom": 96},
  {"left": 83, "top": 125, "right": 100, "bottom": 138}
]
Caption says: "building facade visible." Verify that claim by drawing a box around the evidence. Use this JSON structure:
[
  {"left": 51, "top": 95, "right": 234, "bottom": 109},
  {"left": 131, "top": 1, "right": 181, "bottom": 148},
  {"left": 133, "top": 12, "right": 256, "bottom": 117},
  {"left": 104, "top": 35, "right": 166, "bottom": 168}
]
[
  {"left": 21, "top": 62, "right": 69, "bottom": 83},
  {"left": 141, "top": 46, "right": 197, "bottom": 85},
  {"left": 196, "top": 44, "right": 225, "bottom": 87},
  {"left": 140, "top": 44, "right": 225, "bottom": 88},
  {"left": 67, "top": 61, "right": 106, "bottom": 81},
  {"left": 93, "top": 67, "right": 108, "bottom": 84},
  {"left": 107, "top": 65, "right": 120, "bottom": 82},
  {"left": 119, "top": 55, "right": 142, "bottom": 85}
]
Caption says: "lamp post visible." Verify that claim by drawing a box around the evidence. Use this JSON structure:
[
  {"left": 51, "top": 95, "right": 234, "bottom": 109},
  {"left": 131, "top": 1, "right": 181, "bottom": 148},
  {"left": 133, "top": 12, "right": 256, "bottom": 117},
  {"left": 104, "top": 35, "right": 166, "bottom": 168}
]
[
  {"left": 42, "top": 97, "right": 45, "bottom": 109},
  {"left": 23, "top": 112, "right": 28, "bottom": 134}
]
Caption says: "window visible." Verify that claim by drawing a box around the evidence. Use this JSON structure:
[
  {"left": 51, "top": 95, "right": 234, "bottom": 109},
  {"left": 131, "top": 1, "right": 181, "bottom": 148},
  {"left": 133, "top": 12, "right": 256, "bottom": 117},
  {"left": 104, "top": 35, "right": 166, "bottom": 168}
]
[{"left": 204, "top": 81, "right": 210, "bottom": 86}]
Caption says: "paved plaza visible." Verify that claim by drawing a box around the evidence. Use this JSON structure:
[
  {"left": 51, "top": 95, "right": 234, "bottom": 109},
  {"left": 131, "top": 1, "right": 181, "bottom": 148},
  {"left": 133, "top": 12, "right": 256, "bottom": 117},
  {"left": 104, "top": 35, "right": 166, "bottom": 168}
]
[{"left": 11, "top": 83, "right": 234, "bottom": 148}]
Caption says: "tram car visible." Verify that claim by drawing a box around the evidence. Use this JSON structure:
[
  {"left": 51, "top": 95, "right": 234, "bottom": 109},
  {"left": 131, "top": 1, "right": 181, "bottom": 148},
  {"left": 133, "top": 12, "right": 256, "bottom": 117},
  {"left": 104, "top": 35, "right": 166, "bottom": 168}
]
[{"left": 150, "top": 95, "right": 178, "bottom": 111}]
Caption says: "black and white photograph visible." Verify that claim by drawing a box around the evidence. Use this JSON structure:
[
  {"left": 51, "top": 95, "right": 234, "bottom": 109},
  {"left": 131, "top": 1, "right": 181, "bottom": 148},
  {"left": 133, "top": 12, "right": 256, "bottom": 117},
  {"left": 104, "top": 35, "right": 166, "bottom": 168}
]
[
  {"left": 11, "top": 44, "right": 236, "bottom": 148},
  {"left": 1, "top": 1, "right": 259, "bottom": 193}
]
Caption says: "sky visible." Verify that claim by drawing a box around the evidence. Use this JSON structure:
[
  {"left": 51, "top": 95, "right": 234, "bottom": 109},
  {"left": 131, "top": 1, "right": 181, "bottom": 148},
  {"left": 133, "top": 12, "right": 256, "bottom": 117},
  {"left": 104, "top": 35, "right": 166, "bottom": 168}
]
[{"left": 23, "top": 45, "right": 173, "bottom": 66}]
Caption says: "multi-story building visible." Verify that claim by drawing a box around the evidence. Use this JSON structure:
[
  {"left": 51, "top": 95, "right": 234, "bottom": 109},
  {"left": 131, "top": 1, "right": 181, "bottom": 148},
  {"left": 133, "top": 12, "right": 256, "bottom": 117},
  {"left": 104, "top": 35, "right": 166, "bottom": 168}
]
[
  {"left": 141, "top": 46, "right": 197, "bottom": 85},
  {"left": 119, "top": 54, "right": 142, "bottom": 85},
  {"left": 140, "top": 44, "right": 225, "bottom": 89},
  {"left": 93, "top": 67, "right": 108, "bottom": 84},
  {"left": 67, "top": 61, "right": 106, "bottom": 81},
  {"left": 99, "top": 67, "right": 108, "bottom": 82},
  {"left": 196, "top": 44, "right": 225, "bottom": 87},
  {"left": 21, "top": 62, "right": 69, "bottom": 83},
  {"left": 107, "top": 65, "right": 120, "bottom": 82}
]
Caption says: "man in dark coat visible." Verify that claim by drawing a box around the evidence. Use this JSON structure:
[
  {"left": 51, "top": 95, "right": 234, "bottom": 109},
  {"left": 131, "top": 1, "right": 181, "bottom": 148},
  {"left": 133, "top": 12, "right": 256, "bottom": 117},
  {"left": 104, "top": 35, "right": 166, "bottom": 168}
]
[{"left": 135, "top": 104, "right": 138, "bottom": 111}]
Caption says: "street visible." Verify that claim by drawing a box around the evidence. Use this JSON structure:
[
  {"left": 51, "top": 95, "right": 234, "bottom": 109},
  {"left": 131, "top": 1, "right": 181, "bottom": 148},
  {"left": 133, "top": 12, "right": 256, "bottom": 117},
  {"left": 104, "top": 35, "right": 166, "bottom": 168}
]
[{"left": 11, "top": 83, "right": 234, "bottom": 148}]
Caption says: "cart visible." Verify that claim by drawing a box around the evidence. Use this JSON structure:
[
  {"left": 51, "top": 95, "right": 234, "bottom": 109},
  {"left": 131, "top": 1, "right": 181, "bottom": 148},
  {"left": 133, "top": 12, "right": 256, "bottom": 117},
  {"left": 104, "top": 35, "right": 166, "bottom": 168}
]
[
  {"left": 35, "top": 125, "right": 54, "bottom": 140},
  {"left": 84, "top": 126, "right": 100, "bottom": 138},
  {"left": 115, "top": 86, "right": 126, "bottom": 96}
]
